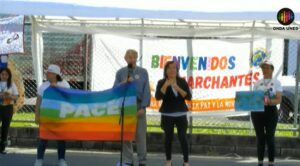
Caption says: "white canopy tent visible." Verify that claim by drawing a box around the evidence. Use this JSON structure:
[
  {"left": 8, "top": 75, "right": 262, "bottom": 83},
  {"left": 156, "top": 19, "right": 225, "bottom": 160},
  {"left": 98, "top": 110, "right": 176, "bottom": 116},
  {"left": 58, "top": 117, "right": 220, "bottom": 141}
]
[
  {"left": 1, "top": 0, "right": 300, "bottom": 87},
  {"left": 1, "top": 0, "right": 300, "bottom": 20}
]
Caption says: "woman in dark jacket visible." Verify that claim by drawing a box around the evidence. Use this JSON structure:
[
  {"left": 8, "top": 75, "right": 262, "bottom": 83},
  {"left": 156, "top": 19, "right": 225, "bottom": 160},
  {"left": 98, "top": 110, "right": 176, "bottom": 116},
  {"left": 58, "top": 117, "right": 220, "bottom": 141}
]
[{"left": 155, "top": 61, "right": 192, "bottom": 166}]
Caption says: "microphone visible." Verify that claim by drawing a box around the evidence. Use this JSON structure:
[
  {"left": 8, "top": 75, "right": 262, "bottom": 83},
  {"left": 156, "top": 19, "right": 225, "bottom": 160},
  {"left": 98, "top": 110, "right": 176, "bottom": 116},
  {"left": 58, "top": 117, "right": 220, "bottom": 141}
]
[{"left": 127, "top": 64, "right": 134, "bottom": 81}]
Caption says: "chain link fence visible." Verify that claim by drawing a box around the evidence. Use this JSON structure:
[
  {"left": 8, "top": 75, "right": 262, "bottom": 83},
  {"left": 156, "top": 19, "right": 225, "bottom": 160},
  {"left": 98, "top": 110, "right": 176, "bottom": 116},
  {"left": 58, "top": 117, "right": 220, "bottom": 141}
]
[
  {"left": 279, "top": 39, "right": 299, "bottom": 124},
  {"left": 9, "top": 23, "right": 300, "bottom": 137},
  {"left": 10, "top": 24, "right": 90, "bottom": 123}
]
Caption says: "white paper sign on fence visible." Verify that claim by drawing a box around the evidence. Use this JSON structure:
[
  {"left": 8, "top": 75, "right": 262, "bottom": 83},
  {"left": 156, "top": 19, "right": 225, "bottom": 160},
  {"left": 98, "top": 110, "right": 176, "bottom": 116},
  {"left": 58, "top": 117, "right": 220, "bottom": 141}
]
[{"left": 0, "top": 15, "right": 24, "bottom": 54}]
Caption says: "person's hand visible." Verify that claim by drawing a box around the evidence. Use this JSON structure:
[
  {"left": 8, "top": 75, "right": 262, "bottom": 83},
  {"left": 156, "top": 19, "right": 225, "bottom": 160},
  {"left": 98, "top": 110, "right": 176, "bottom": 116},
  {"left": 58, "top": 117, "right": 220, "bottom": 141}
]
[
  {"left": 121, "top": 77, "right": 134, "bottom": 84},
  {"left": 3, "top": 92, "right": 11, "bottom": 100},
  {"left": 264, "top": 96, "right": 270, "bottom": 106},
  {"left": 161, "top": 79, "right": 174, "bottom": 94},
  {"left": 50, "top": 82, "right": 57, "bottom": 87},
  {"left": 127, "top": 76, "right": 134, "bottom": 82},
  {"left": 137, "top": 108, "right": 145, "bottom": 117},
  {"left": 163, "top": 79, "right": 174, "bottom": 87},
  {"left": 172, "top": 82, "right": 181, "bottom": 92}
]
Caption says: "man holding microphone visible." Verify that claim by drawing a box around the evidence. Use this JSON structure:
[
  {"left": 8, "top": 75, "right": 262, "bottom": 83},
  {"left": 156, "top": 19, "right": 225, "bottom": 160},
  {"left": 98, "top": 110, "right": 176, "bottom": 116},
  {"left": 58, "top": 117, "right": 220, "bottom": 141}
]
[{"left": 114, "top": 49, "right": 151, "bottom": 166}]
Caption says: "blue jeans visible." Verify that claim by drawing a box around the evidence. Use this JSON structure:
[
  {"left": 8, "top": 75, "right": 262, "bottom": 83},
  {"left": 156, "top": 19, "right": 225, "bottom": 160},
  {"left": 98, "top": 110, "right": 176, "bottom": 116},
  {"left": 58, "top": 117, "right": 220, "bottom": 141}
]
[{"left": 37, "top": 139, "right": 66, "bottom": 160}]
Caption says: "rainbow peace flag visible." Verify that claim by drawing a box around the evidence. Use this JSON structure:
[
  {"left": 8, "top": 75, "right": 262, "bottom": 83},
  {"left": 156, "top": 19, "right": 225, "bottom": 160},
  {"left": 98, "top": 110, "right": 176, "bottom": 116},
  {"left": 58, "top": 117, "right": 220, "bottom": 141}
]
[{"left": 39, "top": 83, "right": 137, "bottom": 141}]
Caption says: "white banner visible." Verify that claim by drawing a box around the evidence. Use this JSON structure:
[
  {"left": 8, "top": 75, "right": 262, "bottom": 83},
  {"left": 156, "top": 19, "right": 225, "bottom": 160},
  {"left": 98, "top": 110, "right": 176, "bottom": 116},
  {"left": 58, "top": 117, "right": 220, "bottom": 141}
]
[
  {"left": 0, "top": 15, "right": 24, "bottom": 54},
  {"left": 91, "top": 35, "right": 285, "bottom": 112},
  {"left": 143, "top": 39, "right": 258, "bottom": 112}
]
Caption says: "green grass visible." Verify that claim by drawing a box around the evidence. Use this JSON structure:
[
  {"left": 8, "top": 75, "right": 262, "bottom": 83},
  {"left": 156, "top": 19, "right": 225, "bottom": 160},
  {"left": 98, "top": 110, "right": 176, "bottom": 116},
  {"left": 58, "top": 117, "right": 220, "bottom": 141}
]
[
  {"left": 147, "top": 120, "right": 299, "bottom": 137},
  {"left": 11, "top": 112, "right": 37, "bottom": 127},
  {"left": 10, "top": 121, "right": 37, "bottom": 127},
  {"left": 11, "top": 113, "right": 299, "bottom": 137},
  {"left": 147, "top": 126, "right": 297, "bottom": 137},
  {"left": 13, "top": 112, "right": 35, "bottom": 121}
]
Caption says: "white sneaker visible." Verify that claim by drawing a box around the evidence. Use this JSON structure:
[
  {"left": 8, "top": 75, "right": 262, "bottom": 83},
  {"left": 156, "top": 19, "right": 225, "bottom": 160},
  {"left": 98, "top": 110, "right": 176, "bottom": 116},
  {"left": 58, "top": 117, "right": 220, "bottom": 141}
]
[
  {"left": 57, "top": 159, "right": 68, "bottom": 166},
  {"left": 34, "top": 159, "right": 43, "bottom": 166}
]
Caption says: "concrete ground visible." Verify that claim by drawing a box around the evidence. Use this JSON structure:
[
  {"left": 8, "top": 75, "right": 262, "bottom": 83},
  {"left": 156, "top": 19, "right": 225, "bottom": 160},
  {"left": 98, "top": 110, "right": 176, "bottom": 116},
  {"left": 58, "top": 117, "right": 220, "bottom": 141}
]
[{"left": 0, "top": 147, "right": 300, "bottom": 166}]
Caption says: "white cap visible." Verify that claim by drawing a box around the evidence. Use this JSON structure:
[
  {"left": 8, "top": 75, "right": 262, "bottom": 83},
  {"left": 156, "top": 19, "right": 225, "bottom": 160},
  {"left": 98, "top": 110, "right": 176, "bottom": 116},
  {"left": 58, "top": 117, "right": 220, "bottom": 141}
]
[
  {"left": 259, "top": 59, "right": 274, "bottom": 68},
  {"left": 47, "top": 64, "right": 61, "bottom": 76}
]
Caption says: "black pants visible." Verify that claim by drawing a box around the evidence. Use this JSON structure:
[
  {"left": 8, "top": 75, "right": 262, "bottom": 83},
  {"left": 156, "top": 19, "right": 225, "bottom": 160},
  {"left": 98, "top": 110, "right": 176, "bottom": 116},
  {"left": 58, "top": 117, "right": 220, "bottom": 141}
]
[
  {"left": 251, "top": 106, "right": 278, "bottom": 162},
  {"left": 161, "top": 115, "right": 189, "bottom": 163},
  {"left": 0, "top": 105, "right": 14, "bottom": 150}
]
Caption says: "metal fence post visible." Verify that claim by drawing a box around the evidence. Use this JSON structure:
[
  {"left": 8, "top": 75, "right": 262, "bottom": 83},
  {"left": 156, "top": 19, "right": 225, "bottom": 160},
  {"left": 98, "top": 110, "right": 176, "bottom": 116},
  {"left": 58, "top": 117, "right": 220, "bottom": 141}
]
[
  {"left": 189, "top": 115, "right": 193, "bottom": 153},
  {"left": 139, "top": 18, "right": 144, "bottom": 67},
  {"left": 294, "top": 40, "right": 300, "bottom": 136},
  {"left": 186, "top": 31, "right": 194, "bottom": 153},
  {"left": 30, "top": 16, "right": 44, "bottom": 87},
  {"left": 249, "top": 21, "right": 255, "bottom": 135},
  {"left": 83, "top": 34, "right": 90, "bottom": 90}
]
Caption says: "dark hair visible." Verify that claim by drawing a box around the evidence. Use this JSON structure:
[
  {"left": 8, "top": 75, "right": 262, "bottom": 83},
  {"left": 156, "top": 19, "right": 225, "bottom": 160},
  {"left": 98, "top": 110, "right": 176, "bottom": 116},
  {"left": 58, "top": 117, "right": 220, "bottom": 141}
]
[
  {"left": 0, "top": 68, "right": 12, "bottom": 88},
  {"left": 56, "top": 75, "right": 63, "bottom": 82},
  {"left": 261, "top": 64, "right": 274, "bottom": 71},
  {"left": 163, "top": 61, "right": 180, "bottom": 79}
]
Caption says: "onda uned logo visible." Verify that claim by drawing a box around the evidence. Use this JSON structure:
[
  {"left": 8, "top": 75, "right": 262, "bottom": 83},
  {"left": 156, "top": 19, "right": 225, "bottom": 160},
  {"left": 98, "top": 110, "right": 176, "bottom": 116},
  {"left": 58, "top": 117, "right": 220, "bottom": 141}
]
[{"left": 273, "top": 8, "right": 299, "bottom": 31}]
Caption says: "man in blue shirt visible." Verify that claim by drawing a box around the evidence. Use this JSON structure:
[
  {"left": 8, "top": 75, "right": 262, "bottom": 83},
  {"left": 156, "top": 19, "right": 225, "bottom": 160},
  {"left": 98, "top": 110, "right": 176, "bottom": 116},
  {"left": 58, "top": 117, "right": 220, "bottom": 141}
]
[{"left": 114, "top": 49, "right": 151, "bottom": 166}]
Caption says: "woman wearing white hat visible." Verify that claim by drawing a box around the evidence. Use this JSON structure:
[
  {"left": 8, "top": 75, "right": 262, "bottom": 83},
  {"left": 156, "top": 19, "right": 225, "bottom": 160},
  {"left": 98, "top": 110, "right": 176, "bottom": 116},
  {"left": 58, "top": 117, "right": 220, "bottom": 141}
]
[
  {"left": 251, "top": 60, "right": 282, "bottom": 166},
  {"left": 34, "top": 64, "right": 70, "bottom": 166}
]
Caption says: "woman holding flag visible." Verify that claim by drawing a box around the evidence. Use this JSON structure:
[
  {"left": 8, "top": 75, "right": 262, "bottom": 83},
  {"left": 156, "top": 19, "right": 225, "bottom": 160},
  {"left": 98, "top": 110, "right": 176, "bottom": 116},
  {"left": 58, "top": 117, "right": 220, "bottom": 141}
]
[{"left": 34, "top": 64, "right": 70, "bottom": 166}]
